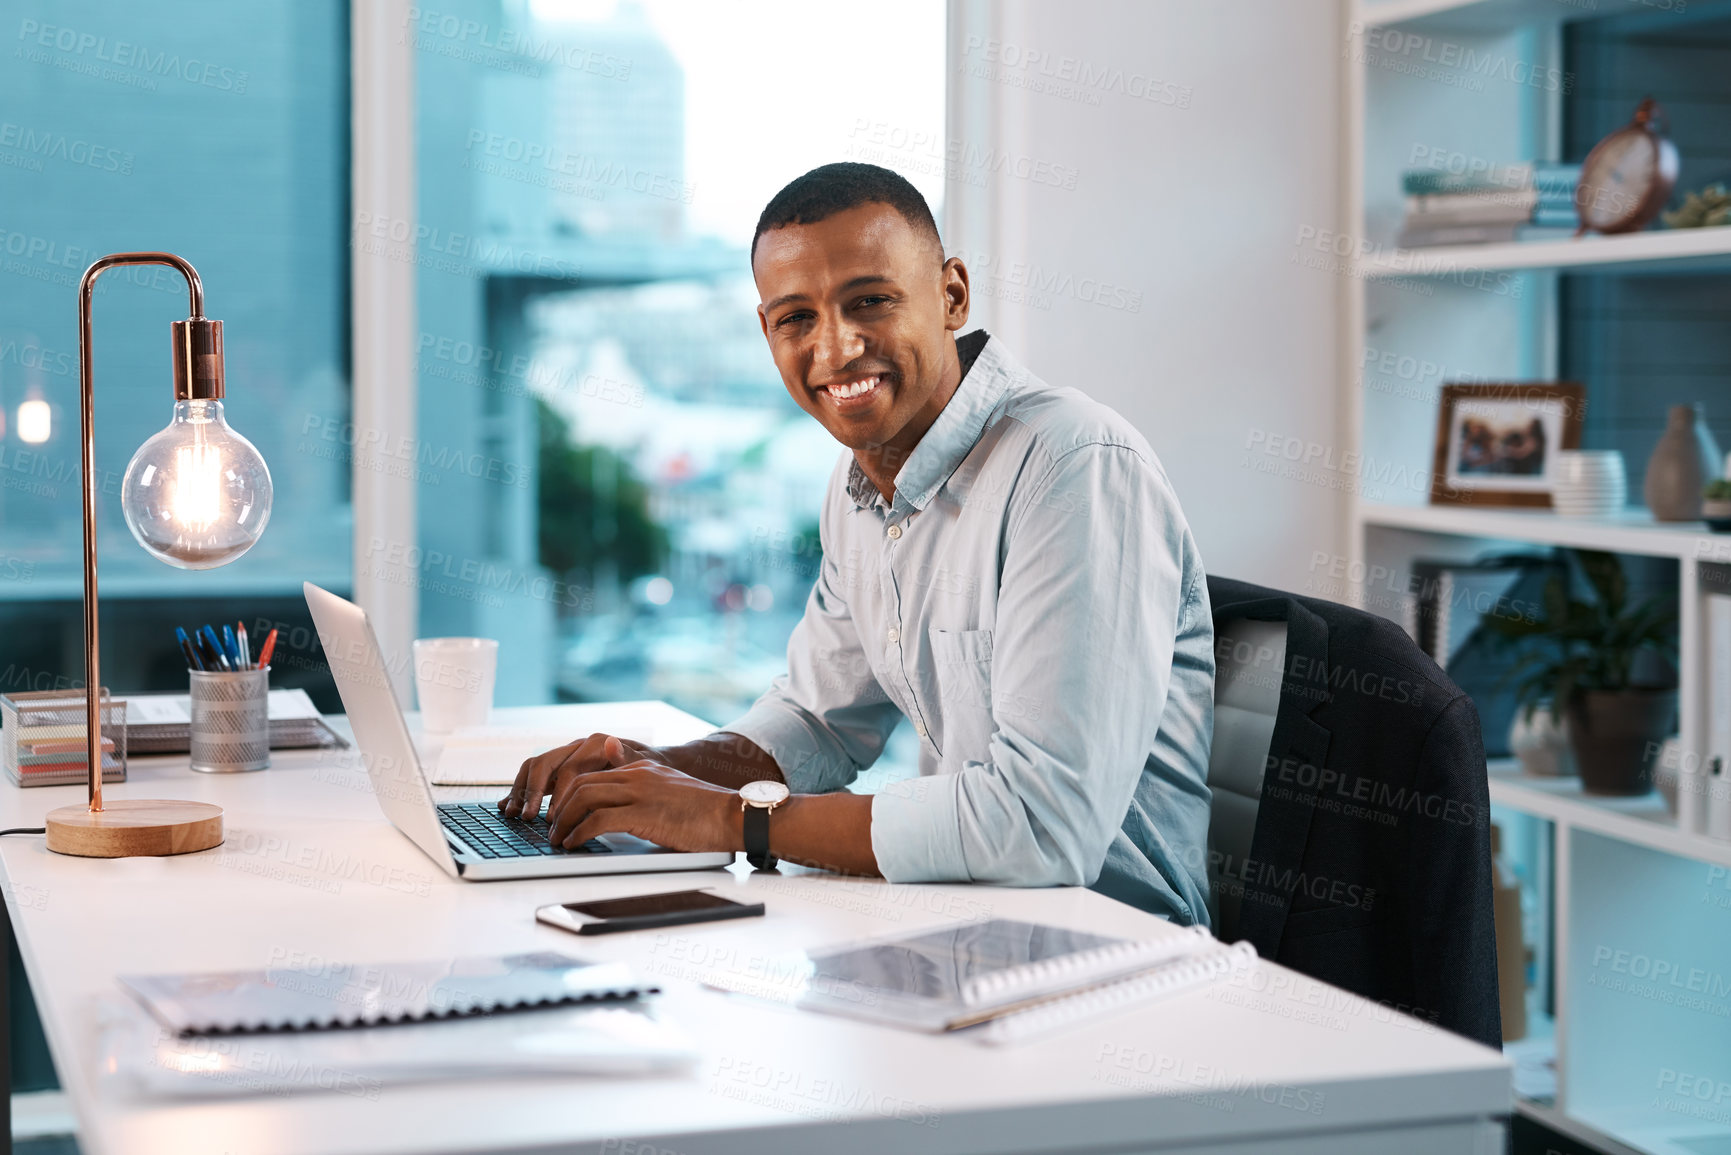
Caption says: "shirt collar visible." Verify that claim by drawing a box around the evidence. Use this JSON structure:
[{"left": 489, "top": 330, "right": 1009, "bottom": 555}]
[{"left": 845, "top": 330, "right": 1013, "bottom": 512}]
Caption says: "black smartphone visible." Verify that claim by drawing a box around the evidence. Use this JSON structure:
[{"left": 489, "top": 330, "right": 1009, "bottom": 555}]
[{"left": 535, "top": 888, "right": 765, "bottom": 936}]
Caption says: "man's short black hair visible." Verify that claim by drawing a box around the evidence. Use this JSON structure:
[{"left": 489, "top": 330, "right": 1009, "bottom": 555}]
[{"left": 751, "top": 162, "right": 941, "bottom": 264}]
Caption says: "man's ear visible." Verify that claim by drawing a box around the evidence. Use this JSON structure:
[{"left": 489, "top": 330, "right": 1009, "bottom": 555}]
[
  {"left": 942, "top": 256, "right": 971, "bottom": 332},
  {"left": 756, "top": 304, "right": 770, "bottom": 342}
]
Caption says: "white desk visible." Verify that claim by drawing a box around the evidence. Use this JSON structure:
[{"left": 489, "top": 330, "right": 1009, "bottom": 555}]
[{"left": 0, "top": 703, "right": 1510, "bottom": 1155}]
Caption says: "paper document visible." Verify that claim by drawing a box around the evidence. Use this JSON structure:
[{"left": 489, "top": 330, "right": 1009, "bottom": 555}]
[
  {"left": 431, "top": 717, "right": 682, "bottom": 785},
  {"left": 432, "top": 727, "right": 589, "bottom": 786}
]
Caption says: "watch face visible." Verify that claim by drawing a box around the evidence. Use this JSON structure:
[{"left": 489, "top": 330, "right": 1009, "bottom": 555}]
[{"left": 740, "top": 779, "right": 790, "bottom": 806}]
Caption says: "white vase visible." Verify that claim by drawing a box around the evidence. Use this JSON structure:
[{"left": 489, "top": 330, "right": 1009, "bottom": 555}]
[{"left": 1509, "top": 706, "right": 1576, "bottom": 777}]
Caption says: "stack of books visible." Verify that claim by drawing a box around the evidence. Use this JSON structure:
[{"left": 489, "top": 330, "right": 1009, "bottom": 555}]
[{"left": 1398, "top": 162, "right": 1581, "bottom": 248}]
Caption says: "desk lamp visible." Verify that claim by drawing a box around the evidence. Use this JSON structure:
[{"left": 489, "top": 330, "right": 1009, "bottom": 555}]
[{"left": 44, "top": 252, "right": 272, "bottom": 857}]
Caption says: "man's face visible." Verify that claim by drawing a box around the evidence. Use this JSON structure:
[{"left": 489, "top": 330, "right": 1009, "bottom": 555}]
[{"left": 754, "top": 202, "right": 967, "bottom": 454}]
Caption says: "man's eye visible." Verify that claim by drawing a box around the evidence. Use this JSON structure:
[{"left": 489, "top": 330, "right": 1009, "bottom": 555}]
[
  {"left": 776, "top": 311, "right": 813, "bottom": 328},
  {"left": 856, "top": 296, "right": 890, "bottom": 308}
]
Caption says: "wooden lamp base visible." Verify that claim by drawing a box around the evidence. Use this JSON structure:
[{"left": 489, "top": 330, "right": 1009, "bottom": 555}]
[{"left": 45, "top": 799, "right": 224, "bottom": 858}]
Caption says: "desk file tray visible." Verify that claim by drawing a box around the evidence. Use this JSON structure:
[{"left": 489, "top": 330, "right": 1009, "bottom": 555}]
[
  {"left": 1, "top": 689, "right": 127, "bottom": 788},
  {"left": 120, "top": 951, "right": 656, "bottom": 1036},
  {"left": 119, "top": 688, "right": 346, "bottom": 754}
]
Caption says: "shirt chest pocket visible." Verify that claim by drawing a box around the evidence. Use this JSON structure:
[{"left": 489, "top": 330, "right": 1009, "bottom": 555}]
[{"left": 926, "top": 628, "right": 995, "bottom": 763}]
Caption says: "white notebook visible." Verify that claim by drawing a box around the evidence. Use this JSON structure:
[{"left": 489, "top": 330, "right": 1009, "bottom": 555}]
[{"left": 715, "top": 918, "right": 1253, "bottom": 1039}]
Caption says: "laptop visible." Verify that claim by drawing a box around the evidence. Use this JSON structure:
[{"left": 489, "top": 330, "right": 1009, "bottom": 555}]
[{"left": 303, "top": 582, "right": 736, "bottom": 881}]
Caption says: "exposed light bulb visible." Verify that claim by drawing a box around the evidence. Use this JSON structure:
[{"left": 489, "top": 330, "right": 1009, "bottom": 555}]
[
  {"left": 17, "top": 391, "right": 50, "bottom": 444},
  {"left": 121, "top": 399, "right": 271, "bottom": 569}
]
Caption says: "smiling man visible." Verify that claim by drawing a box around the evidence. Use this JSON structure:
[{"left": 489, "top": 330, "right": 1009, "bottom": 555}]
[{"left": 502, "top": 162, "right": 1215, "bottom": 923}]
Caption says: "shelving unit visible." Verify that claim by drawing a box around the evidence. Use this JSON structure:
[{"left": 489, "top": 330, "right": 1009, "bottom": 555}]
[
  {"left": 1344, "top": 3, "right": 1731, "bottom": 1153},
  {"left": 1357, "top": 226, "right": 1731, "bottom": 278}
]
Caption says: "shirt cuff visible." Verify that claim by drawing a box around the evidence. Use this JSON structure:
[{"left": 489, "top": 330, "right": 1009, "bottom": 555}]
[
  {"left": 871, "top": 773, "right": 972, "bottom": 883},
  {"left": 717, "top": 700, "right": 832, "bottom": 794}
]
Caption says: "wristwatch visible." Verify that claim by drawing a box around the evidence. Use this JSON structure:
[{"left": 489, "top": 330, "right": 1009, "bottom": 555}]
[{"left": 739, "top": 779, "right": 790, "bottom": 870}]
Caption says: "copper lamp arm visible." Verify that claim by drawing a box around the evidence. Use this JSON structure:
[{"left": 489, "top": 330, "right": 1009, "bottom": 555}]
[{"left": 76, "top": 252, "right": 213, "bottom": 812}]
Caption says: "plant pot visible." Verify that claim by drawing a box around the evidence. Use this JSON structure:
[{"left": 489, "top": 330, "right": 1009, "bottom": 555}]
[
  {"left": 1704, "top": 498, "right": 1731, "bottom": 533},
  {"left": 1565, "top": 689, "right": 1678, "bottom": 796}
]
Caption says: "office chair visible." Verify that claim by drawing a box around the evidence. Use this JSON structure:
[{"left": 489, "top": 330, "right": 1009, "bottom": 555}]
[{"left": 1203, "top": 575, "right": 1502, "bottom": 1049}]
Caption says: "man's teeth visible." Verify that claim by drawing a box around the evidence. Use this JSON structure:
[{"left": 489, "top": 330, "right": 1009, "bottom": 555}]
[{"left": 828, "top": 376, "right": 879, "bottom": 400}]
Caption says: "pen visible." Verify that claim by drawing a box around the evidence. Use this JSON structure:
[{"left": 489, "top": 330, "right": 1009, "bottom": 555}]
[
  {"left": 192, "top": 631, "right": 219, "bottom": 671},
  {"left": 236, "top": 621, "right": 250, "bottom": 668},
  {"left": 256, "top": 628, "right": 278, "bottom": 671},
  {"left": 201, "top": 625, "right": 231, "bottom": 671},
  {"left": 222, "top": 624, "right": 241, "bottom": 668},
  {"left": 198, "top": 631, "right": 226, "bottom": 671},
  {"left": 176, "top": 627, "right": 204, "bottom": 672}
]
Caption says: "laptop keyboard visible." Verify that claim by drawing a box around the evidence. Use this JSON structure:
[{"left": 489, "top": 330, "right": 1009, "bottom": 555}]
[{"left": 439, "top": 803, "right": 611, "bottom": 859}]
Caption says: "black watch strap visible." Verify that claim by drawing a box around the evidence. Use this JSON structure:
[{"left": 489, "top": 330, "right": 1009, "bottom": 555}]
[{"left": 743, "top": 804, "right": 777, "bottom": 870}]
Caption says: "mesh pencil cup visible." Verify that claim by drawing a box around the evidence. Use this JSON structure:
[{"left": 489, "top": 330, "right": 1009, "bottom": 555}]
[{"left": 189, "top": 667, "right": 270, "bottom": 773}]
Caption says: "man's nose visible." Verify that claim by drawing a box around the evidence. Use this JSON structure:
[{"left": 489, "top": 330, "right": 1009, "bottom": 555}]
[{"left": 813, "top": 313, "right": 866, "bottom": 371}]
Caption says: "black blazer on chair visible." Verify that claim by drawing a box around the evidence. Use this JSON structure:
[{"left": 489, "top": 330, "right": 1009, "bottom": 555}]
[{"left": 1208, "top": 576, "right": 1502, "bottom": 1049}]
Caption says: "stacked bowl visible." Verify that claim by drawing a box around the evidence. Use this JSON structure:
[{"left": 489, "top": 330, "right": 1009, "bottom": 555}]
[{"left": 1550, "top": 450, "right": 1626, "bottom": 518}]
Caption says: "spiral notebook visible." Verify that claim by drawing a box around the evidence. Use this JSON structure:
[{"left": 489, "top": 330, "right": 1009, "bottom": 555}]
[
  {"left": 790, "top": 918, "right": 1254, "bottom": 1038},
  {"left": 120, "top": 951, "right": 655, "bottom": 1037}
]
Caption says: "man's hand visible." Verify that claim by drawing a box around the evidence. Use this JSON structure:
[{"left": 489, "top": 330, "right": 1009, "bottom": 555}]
[
  {"left": 499, "top": 732, "right": 659, "bottom": 820},
  {"left": 543, "top": 737, "right": 742, "bottom": 851}
]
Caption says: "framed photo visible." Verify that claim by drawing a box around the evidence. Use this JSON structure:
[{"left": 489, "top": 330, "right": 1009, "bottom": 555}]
[{"left": 1430, "top": 382, "right": 1586, "bottom": 507}]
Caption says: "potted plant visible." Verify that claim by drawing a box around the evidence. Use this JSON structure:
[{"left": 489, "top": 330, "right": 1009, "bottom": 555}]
[
  {"left": 1484, "top": 550, "right": 1677, "bottom": 795},
  {"left": 1703, "top": 478, "right": 1731, "bottom": 532}
]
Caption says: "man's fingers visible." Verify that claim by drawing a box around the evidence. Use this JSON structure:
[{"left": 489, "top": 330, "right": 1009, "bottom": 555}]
[
  {"left": 499, "top": 733, "right": 651, "bottom": 816},
  {"left": 548, "top": 779, "right": 636, "bottom": 843},
  {"left": 508, "top": 734, "right": 608, "bottom": 817},
  {"left": 560, "top": 797, "right": 636, "bottom": 849}
]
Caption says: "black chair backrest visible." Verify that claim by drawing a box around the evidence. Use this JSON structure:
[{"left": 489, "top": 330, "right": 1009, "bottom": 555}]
[{"left": 1205, "top": 574, "right": 1502, "bottom": 1049}]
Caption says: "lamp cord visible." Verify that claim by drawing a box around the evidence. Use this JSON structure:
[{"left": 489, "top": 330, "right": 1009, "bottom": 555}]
[{"left": 0, "top": 828, "right": 45, "bottom": 836}]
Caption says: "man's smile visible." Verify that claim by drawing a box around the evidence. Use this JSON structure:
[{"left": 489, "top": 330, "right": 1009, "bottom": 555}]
[{"left": 815, "top": 372, "right": 893, "bottom": 413}]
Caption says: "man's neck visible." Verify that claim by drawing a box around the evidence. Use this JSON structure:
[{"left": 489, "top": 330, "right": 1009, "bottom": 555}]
[{"left": 853, "top": 336, "right": 971, "bottom": 504}]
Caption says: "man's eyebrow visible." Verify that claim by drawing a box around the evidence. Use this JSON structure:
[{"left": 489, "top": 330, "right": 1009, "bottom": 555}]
[{"left": 764, "top": 275, "right": 898, "bottom": 316}]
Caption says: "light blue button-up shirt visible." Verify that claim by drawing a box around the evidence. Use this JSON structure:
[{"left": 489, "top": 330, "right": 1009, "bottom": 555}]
[{"left": 724, "top": 331, "right": 1214, "bottom": 925}]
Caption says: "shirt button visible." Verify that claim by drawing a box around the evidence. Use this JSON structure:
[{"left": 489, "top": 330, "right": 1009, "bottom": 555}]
[
  {"left": 886, "top": 524, "right": 902, "bottom": 540},
  {"left": 914, "top": 721, "right": 928, "bottom": 738},
  {"left": 886, "top": 627, "right": 900, "bottom": 644}
]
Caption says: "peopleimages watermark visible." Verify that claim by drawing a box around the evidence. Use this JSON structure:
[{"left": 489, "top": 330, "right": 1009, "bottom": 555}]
[
  {"left": 0, "top": 120, "right": 132, "bottom": 175},
  {"left": 401, "top": 7, "right": 632, "bottom": 80},
  {"left": 1243, "top": 427, "right": 1434, "bottom": 503},
  {"left": 463, "top": 131, "right": 693, "bottom": 204},
  {"left": 298, "top": 414, "right": 534, "bottom": 490},
  {"left": 1345, "top": 23, "right": 1572, "bottom": 94},
  {"left": 958, "top": 35, "right": 1193, "bottom": 110},
  {"left": 16, "top": 18, "right": 251, "bottom": 93},
  {"left": 351, "top": 211, "right": 580, "bottom": 279},
  {"left": 709, "top": 1057, "right": 942, "bottom": 1128},
  {"left": 361, "top": 536, "right": 597, "bottom": 613},
  {"left": 950, "top": 246, "right": 1142, "bottom": 314},
  {"left": 1291, "top": 225, "right": 1524, "bottom": 297},
  {"left": 416, "top": 331, "right": 645, "bottom": 407},
  {"left": 844, "top": 119, "right": 1081, "bottom": 191},
  {"left": 1093, "top": 1044, "right": 1327, "bottom": 1115},
  {"left": 1586, "top": 945, "right": 1731, "bottom": 1016}
]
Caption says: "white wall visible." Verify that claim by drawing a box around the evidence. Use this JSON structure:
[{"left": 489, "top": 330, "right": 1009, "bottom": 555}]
[{"left": 946, "top": 0, "right": 1346, "bottom": 590}]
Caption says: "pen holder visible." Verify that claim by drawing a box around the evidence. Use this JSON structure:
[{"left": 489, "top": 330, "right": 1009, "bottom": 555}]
[{"left": 189, "top": 667, "right": 270, "bottom": 773}]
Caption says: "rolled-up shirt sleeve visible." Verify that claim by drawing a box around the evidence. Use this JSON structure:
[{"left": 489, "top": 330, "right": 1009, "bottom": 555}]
[
  {"left": 871, "top": 443, "right": 1186, "bottom": 887},
  {"left": 722, "top": 545, "right": 902, "bottom": 795}
]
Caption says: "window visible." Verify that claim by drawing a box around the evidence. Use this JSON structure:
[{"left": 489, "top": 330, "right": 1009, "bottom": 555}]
[
  {"left": 0, "top": 1, "right": 351, "bottom": 706},
  {"left": 407, "top": 0, "right": 945, "bottom": 726}
]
